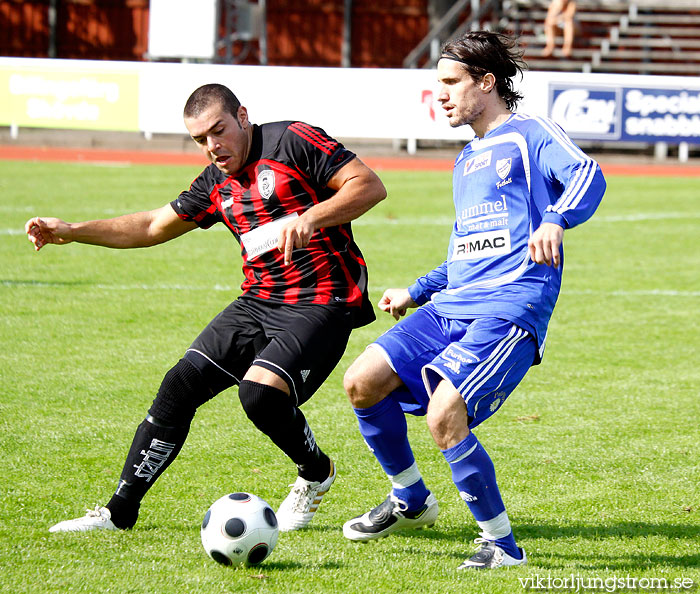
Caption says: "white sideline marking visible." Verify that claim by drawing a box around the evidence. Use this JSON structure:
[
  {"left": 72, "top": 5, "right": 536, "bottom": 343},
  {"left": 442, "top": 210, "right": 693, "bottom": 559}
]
[
  {"left": 1, "top": 280, "right": 235, "bottom": 292},
  {"left": 352, "top": 212, "right": 700, "bottom": 225},
  {"left": 566, "top": 289, "right": 700, "bottom": 297},
  {"left": 3, "top": 280, "right": 697, "bottom": 297},
  {"left": 372, "top": 285, "right": 699, "bottom": 298}
]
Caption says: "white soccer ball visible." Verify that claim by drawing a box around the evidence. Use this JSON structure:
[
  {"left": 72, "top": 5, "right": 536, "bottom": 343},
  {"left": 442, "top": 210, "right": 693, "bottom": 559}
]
[{"left": 201, "top": 492, "right": 279, "bottom": 566}]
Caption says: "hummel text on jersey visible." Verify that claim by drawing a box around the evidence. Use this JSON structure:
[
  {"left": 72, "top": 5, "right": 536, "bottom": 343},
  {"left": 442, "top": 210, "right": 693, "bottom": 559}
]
[
  {"left": 452, "top": 230, "right": 511, "bottom": 261},
  {"left": 457, "top": 195, "right": 507, "bottom": 230}
]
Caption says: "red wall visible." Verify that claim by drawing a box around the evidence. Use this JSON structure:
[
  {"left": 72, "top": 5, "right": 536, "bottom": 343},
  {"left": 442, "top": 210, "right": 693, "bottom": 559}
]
[{"left": 0, "top": 0, "right": 429, "bottom": 67}]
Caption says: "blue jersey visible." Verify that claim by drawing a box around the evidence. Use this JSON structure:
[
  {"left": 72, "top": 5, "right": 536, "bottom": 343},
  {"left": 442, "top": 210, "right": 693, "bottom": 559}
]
[{"left": 408, "top": 113, "right": 606, "bottom": 361}]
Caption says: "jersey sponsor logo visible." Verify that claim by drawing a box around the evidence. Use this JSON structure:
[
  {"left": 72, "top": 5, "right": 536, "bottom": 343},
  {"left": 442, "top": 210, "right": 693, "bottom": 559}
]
[
  {"left": 257, "top": 169, "right": 276, "bottom": 200},
  {"left": 443, "top": 345, "right": 478, "bottom": 373},
  {"left": 462, "top": 150, "right": 492, "bottom": 176},
  {"left": 445, "top": 359, "right": 461, "bottom": 373},
  {"left": 457, "top": 195, "right": 508, "bottom": 229},
  {"left": 452, "top": 229, "right": 511, "bottom": 261},
  {"left": 240, "top": 212, "right": 299, "bottom": 260}
]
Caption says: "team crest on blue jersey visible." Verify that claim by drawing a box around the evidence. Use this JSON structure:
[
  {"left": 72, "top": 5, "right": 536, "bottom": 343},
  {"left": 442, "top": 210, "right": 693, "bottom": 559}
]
[
  {"left": 496, "top": 158, "right": 512, "bottom": 180},
  {"left": 257, "top": 169, "right": 276, "bottom": 200}
]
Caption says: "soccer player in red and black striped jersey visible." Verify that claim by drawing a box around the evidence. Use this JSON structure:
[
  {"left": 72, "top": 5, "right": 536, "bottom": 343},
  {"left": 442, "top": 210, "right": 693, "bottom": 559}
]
[{"left": 26, "top": 83, "right": 386, "bottom": 535}]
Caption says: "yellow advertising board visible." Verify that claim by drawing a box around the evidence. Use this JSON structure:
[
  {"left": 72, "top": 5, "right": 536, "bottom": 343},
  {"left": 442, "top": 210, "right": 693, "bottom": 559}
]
[{"left": 0, "top": 65, "right": 139, "bottom": 131}]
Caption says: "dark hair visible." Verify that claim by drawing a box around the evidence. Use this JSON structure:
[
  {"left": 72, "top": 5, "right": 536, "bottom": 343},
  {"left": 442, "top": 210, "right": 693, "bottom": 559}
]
[
  {"left": 183, "top": 83, "right": 241, "bottom": 118},
  {"left": 441, "top": 31, "right": 526, "bottom": 111}
]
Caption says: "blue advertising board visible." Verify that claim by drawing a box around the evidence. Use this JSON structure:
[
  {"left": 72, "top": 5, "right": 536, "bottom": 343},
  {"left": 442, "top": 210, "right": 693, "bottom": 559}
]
[{"left": 549, "top": 83, "right": 700, "bottom": 144}]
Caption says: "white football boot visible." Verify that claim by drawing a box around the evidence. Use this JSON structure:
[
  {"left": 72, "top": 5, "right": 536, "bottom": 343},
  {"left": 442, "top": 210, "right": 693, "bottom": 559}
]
[
  {"left": 457, "top": 538, "right": 527, "bottom": 570},
  {"left": 343, "top": 492, "right": 439, "bottom": 541},
  {"left": 276, "top": 460, "right": 336, "bottom": 532},
  {"left": 49, "top": 506, "right": 118, "bottom": 533}
]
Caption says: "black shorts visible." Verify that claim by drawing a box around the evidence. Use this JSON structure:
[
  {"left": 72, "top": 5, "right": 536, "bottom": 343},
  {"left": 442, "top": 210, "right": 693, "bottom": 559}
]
[{"left": 188, "top": 296, "right": 353, "bottom": 406}]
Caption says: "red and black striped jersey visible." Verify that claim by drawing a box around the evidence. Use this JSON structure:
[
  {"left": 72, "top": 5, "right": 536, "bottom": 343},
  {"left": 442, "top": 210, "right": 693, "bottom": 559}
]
[{"left": 171, "top": 121, "right": 374, "bottom": 327}]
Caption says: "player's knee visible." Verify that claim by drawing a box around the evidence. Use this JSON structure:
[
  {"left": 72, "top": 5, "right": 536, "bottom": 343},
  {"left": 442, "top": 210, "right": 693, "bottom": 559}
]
[
  {"left": 148, "top": 357, "right": 217, "bottom": 427},
  {"left": 183, "top": 349, "right": 236, "bottom": 396},
  {"left": 425, "top": 404, "right": 447, "bottom": 440},
  {"left": 426, "top": 389, "right": 469, "bottom": 449},
  {"left": 343, "top": 362, "right": 371, "bottom": 408},
  {"left": 343, "top": 352, "right": 392, "bottom": 408},
  {"left": 238, "top": 380, "right": 290, "bottom": 430}
]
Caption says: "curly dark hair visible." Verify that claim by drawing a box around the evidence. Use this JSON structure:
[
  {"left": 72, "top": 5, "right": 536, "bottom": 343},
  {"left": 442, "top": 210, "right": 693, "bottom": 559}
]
[
  {"left": 441, "top": 31, "right": 527, "bottom": 111},
  {"left": 183, "top": 83, "right": 241, "bottom": 119}
]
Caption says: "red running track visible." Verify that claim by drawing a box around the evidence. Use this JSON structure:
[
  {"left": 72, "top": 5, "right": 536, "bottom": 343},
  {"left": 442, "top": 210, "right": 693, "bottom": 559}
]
[{"left": 1, "top": 144, "right": 699, "bottom": 177}]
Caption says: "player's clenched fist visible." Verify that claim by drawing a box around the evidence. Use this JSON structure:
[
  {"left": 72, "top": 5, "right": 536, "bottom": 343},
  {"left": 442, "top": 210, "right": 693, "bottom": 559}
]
[
  {"left": 528, "top": 222, "right": 564, "bottom": 268},
  {"left": 378, "top": 288, "right": 418, "bottom": 321},
  {"left": 25, "top": 217, "right": 72, "bottom": 251}
]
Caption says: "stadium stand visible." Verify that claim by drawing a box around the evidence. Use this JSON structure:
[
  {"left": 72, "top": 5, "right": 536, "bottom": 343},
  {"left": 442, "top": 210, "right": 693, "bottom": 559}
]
[
  {"left": 507, "top": 0, "right": 700, "bottom": 75},
  {"left": 402, "top": 0, "right": 700, "bottom": 76}
]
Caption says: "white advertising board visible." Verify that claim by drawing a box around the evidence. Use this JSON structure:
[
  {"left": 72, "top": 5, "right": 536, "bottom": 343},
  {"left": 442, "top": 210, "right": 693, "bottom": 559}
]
[
  {"left": 135, "top": 62, "right": 475, "bottom": 142},
  {"left": 2, "top": 57, "right": 699, "bottom": 149}
]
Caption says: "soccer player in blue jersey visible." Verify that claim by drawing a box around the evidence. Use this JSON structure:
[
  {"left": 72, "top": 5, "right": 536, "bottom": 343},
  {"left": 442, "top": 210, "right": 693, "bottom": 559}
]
[{"left": 342, "top": 31, "right": 606, "bottom": 569}]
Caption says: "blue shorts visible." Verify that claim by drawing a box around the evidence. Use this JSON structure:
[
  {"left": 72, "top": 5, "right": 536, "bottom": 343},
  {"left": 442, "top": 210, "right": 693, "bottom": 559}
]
[{"left": 371, "top": 303, "right": 537, "bottom": 429}]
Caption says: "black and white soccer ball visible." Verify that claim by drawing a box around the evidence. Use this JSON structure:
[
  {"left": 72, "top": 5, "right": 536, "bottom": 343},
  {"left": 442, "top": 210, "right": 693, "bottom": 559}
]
[{"left": 201, "top": 492, "right": 279, "bottom": 566}]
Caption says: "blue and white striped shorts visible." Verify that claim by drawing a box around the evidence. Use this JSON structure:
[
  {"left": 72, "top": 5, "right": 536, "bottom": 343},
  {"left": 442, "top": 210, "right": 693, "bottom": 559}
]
[{"left": 371, "top": 302, "right": 537, "bottom": 428}]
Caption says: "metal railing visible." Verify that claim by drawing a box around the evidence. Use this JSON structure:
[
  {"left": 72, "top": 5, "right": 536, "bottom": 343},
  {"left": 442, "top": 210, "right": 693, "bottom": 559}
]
[{"left": 403, "top": 0, "right": 501, "bottom": 69}]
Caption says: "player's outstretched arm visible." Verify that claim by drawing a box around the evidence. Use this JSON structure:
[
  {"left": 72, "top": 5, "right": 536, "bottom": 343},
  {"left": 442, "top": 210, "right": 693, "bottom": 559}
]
[
  {"left": 378, "top": 288, "right": 418, "bottom": 321},
  {"left": 25, "top": 204, "right": 197, "bottom": 252}
]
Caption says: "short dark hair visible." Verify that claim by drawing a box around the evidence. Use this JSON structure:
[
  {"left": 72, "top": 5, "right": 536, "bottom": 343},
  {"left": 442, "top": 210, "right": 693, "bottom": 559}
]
[
  {"left": 183, "top": 83, "right": 241, "bottom": 119},
  {"left": 441, "top": 31, "right": 526, "bottom": 111}
]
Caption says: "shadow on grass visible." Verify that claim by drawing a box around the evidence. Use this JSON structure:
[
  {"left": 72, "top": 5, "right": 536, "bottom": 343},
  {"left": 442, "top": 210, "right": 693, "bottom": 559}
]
[
  {"left": 423, "top": 520, "right": 700, "bottom": 570},
  {"left": 137, "top": 517, "right": 700, "bottom": 571},
  {"left": 513, "top": 520, "right": 700, "bottom": 542},
  {"left": 259, "top": 560, "right": 344, "bottom": 571}
]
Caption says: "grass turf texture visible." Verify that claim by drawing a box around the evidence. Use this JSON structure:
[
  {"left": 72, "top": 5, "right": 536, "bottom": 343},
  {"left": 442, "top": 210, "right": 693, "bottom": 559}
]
[{"left": 1, "top": 160, "right": 698, "bottom": 594}]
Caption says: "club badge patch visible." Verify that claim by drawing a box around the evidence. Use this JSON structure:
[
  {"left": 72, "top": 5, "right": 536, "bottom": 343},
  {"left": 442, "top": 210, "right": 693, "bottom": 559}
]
[
  {"left": 257, "top": 169, "right": 276, "bottom": 200},
  {"left": 496, "top": 158, "right": 512, "bottom": 180}
]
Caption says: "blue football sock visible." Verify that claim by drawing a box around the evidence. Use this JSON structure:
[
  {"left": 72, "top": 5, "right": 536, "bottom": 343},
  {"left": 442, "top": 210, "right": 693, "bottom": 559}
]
[
  {"left": 353, "top": 395, "right": 430, "bottom": 509},
  {"left": 442, "top": 432, "right": 521, "bottom": 560}
]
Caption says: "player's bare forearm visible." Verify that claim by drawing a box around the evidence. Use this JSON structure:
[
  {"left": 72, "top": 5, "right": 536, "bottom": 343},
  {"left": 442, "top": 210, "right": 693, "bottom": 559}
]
[
  {"left": 25, "top": 205, "right": 195, "bottom": 251},
  {"left": 277, "top": 158, "right": 386, "bottom": 264},
  {"left": 310, "top": 158, "right": 386, "bottom": 228}
]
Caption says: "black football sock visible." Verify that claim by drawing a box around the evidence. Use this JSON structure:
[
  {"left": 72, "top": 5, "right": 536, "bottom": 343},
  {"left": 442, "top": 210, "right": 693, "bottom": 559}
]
[
  {"left": 296, "top": 451, "right": 331, "bottom": 483},
  {"left": 238, "top": 380, "right": 331, "bottom": 482},
  {"left": 105, "top": 417, "right": 189, "bottom": 529}
]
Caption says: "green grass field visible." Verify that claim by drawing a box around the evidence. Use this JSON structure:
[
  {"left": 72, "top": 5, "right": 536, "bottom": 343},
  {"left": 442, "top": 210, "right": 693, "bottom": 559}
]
[{"left": 1, "top": 159, "right": 698, "bottom": 594}]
